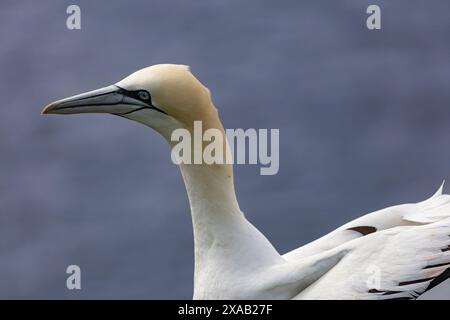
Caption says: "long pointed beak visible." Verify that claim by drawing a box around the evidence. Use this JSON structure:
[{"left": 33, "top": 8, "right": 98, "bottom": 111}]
[{"left": 41, "top": 85, "right": 149, "bottom": 115}]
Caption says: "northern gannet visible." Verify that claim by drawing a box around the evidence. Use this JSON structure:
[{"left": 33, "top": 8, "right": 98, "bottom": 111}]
[{"left": 42, "top": 64, "right": 450, "bottom": 299}]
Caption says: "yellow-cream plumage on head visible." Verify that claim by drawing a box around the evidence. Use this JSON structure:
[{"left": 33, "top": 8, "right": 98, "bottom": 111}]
[{"left": 115, "top": 64, "right": 218, "bottom": 126}]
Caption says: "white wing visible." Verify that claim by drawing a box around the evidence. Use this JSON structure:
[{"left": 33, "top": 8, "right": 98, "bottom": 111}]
[
  {"left": 294, "top": 219, "right": 450, "bottom": 300},
  {"left": 284, "top": 182, "right": 450, "bottom": 261}
]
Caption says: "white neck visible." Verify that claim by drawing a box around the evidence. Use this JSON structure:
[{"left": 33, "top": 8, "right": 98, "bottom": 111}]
[
  {"left": 179, "top": 162, "right": 242, "bottom": 255},
  {"left": 179, "top": 161, "right": 283, "bottom": 298}
]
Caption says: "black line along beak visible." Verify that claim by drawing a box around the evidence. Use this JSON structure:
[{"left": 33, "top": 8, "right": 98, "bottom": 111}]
[{"left": 42, "top": 85, "right": 167, "bottom": 116}]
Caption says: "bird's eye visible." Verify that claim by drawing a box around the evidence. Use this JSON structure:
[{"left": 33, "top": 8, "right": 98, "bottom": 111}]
[{"left": 137, "top": 91, "right": 150, "bottom": 101}]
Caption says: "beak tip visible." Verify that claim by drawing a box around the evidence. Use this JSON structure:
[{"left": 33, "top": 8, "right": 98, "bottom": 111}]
[
  {"left": 41, "top": 105, "right": 52, "bottom": 115},
  {"left": 41, "top": 102, "right": 59, "bottom": 115}
]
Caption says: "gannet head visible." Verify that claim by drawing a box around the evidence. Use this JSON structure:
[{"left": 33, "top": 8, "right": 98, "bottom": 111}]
[{"left": 42, "top": 64, "right": 217, "bottom": 140}]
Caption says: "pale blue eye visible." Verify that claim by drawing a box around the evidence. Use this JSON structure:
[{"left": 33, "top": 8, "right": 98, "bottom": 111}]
[{"left": 138, "top": 91, "right": 150, "bottom": 100}]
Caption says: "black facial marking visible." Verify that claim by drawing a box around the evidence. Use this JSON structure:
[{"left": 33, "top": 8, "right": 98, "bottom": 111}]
[
  {"left": 115, "top": 85, "right": 167, "bottom": 115},
  {"left": 119, "top": 107, "right": 149, "bottom": 116}
]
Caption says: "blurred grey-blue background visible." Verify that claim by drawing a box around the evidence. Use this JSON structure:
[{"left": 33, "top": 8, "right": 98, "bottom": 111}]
[{"left": 1, "top": 0, "right": 450, "bottom": 299}]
